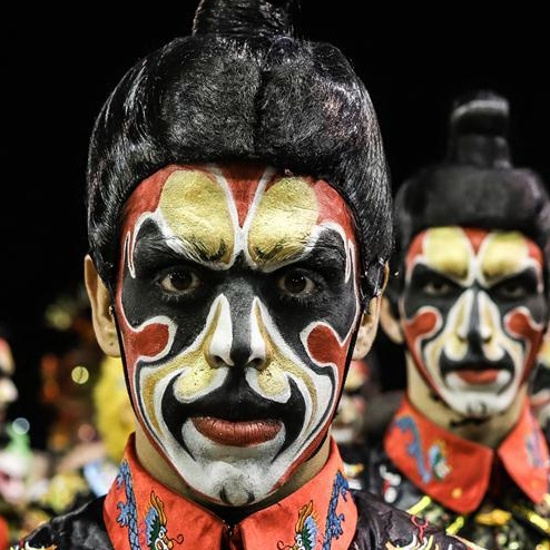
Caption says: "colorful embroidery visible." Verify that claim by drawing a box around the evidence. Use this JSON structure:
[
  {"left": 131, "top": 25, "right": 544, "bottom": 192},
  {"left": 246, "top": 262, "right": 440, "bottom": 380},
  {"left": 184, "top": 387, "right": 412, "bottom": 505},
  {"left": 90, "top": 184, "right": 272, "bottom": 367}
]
[
  {"left": 385, "top": 535, "right": 439, "bottom": 549},
  {"left": 396, "top": 416, "right": 431, "bottom": 483},
  {"left": 277, "top": 500, "right": 320, "bottom": 550},
  {"left": 427, "top": 440, "right": 450, "bottom": 481},
  {"left": 145, "top": 491, "right": 184, "bottom": 549},
  {"left": 322, "top": 470, "right": 349, "bottom": 550},
  {"left": 386, "top": 516, "right": 448, "bottom": 550},
  {"left": 526, "top": 428, "right": 545, "bottom": 468},
  {"left": 277, "top": 470, "right": 350, "bottom": 550},
  {"left": 115, "top": 459, "right": 140, "bottom": 550},
  {"left": 385, "top": 504, "right": 461, "bottom": 548}
]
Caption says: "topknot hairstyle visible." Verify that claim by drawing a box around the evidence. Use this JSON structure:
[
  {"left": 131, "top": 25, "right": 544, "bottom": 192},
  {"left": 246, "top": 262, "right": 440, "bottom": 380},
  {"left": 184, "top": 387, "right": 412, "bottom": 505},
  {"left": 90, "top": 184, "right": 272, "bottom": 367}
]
[
  {"left": 86, "top": 0, "right": 392, "bottom": 301},
  {"left": 391, "top": 89, "right": 550, "bottom": 289}
]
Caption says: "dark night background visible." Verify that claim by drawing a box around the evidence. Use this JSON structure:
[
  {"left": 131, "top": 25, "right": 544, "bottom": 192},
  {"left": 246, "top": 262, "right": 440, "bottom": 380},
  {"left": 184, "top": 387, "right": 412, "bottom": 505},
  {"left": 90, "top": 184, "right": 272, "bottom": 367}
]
[{"left": 1, "top": 4, "right": 549, "bottom": 449}]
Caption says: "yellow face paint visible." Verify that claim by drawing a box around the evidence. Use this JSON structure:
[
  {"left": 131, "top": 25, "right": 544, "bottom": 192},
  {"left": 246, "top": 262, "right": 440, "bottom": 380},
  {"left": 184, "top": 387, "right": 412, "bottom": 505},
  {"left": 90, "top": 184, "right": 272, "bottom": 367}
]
[
  {"left": 422, "top": 227, "right": 471, "bottom": 282},
  {"left": 249, "top": 177, "right": 318, "bottom": 267},
  {"left": 159, "top": 170, "right": 234, "bottom": 264},
  {"left": 254, "top": 305, "right": 318, "bottom": 427},
  {"left": 481, "top": 231, "right": 538, "bottom": 284},
  {"left": 402, "top": 226, "right": 546, "bottom": 419},
  {"left": 117, "top": 163, "right": 360, "bottom": 507}
]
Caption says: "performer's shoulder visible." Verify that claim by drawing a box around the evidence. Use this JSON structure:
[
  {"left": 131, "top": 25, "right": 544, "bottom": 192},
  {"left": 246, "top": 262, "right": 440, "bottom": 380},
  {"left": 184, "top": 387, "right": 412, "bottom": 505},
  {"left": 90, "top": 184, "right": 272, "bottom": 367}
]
[
  {"left": 11, "top": 497, "right": 112, "bottom": 550},
  {"left": 350, "top": 489, "right": 485, "bottom": 550}
]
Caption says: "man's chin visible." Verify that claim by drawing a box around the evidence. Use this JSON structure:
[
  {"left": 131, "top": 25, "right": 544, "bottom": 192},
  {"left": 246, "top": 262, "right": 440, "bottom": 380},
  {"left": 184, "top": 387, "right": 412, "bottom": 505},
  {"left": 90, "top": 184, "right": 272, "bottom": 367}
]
[
  {"left": 446, "top": 394, "right": 510, "bottom": 419},
  {"left": 178, "top": 457, "right": 280, "bottom": 507}
]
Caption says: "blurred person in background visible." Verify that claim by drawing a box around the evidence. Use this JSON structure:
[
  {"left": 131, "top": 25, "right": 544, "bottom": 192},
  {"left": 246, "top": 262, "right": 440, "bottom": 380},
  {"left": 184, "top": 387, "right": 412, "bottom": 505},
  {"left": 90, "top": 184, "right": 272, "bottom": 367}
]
[
  {"left": 370, "top": 90, "right": 550, "bottom": 549},
  {"left": 23, "top": 290, "right": 133, "bottom": 523},
  {"left": 332, "top": 351, "right": 381, "bottom": 490},
  {"left": 0, "top": 328, "right": 32, "bottom": 549}
]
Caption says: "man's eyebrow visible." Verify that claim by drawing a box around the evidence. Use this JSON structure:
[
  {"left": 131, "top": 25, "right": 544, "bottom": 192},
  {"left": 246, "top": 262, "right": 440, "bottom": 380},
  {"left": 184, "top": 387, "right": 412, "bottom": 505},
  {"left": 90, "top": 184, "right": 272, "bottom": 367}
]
[
  {"left": 256, "top": 239, "right": 348, "bottom": 270},
  {"left": 412, "top": 256, "right": 468, "bottom": 281},
  {"left": 409, "top": 263, "right": 464, "bottom": 285},
  {"left": 484, "top": 264, "right": 540, "bottom": 283},
  {"left": 135, "top": 235, "right": 227, "bottom": 265},
  {"left": 304, "top": 243, "right": 347, "bottom": 264}
]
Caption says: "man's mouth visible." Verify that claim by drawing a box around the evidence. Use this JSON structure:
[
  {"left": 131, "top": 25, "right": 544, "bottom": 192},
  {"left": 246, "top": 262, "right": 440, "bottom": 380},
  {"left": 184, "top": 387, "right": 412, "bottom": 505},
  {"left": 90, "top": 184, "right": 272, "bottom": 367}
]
[
  {"left": 192, "top": 416, "right": 283, "bottom": 446},
  {"left": 440, "top": 351, "right": 514, "bottom": 389},
  {"left": 455, "top": 369, "right": 501, "bottom": 385}
]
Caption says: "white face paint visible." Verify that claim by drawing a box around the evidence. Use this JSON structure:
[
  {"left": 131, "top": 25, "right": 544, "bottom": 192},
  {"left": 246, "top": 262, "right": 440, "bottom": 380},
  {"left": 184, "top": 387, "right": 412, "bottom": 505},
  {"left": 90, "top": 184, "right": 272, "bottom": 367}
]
[
  {"left": 401, "top": 227, "right": 547, "bottom": 418},
  {"left": 115, "top": 163, "right": 362, "bottom": 504}
]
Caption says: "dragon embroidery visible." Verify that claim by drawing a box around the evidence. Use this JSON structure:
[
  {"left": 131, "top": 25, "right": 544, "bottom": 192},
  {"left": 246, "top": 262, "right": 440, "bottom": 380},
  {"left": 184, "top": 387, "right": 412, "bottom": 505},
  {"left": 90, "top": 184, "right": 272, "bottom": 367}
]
[{"left": 145, "top": 491, "right": 184, "bottom": 550}]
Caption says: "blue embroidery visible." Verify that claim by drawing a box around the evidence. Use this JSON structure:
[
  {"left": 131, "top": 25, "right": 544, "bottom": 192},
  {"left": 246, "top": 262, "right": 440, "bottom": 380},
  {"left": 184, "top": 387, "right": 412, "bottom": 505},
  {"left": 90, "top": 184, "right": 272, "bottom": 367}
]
[
  {"left": 322, "top": 470, "right": 349, "bottom": 550},
  {"left": 396, "top": 416, "right": 431, "bottom": 483},
  {"left": 116, "top": 459, "right": 140, "bottom": 550},
  {"left": 526, "top": 427, "right": 544, "bottom": 468}
]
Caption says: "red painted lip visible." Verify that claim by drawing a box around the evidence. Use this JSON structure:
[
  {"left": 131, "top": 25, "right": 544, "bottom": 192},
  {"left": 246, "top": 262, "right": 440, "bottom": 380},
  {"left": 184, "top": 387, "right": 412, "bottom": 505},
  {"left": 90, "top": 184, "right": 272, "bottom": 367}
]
[
  {"left": 456, "top": 369, "right": 500, "bottom": 384},
  {"left": 192, "top": 416, "right": 283, "bottom": 447}
]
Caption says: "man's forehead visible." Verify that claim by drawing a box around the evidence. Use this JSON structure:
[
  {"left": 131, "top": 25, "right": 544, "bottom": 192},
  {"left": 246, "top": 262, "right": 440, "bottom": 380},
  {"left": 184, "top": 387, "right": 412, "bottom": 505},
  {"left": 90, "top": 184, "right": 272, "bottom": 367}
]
[
  {"left": 406, "top": 226, "right": 543, "bottom": 278},
  {"left": 122, "top": 163, "right": 353, "bottom": 215},
  {"left": 121, "top": 163, "right": 358, "bottom": 269}
]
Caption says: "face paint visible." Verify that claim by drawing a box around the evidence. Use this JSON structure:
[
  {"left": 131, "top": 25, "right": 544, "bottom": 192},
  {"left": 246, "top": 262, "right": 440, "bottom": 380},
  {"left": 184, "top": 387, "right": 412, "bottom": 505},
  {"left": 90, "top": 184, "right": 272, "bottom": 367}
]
[
  {"left": 115, "top": 163, "right": 361, "bottom": 505},
  {"left": 401, "top": 227, "right": 547, "bottom": 418}
]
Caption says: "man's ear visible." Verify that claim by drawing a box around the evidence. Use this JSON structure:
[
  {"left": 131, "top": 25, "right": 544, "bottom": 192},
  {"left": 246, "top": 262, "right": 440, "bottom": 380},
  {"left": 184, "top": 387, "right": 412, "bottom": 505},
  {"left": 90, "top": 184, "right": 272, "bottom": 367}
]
[
  {"left": 353, "top": 263, "right": 390, "bottom": 360},
  {"left": 84, "top": 255, "right": 121, "bottom": 357},
  {"left": 379, "top": 295, "right": 404, "bottom": 344}
]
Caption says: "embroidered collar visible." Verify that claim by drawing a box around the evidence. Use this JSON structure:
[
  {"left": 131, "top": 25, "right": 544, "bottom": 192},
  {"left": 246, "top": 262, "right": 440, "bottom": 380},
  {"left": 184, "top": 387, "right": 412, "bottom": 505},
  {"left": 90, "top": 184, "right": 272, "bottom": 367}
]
[
  {"left": 104, "top": 435, "right": 357, "bottom": 550},
  {"left": 384, "top": 397, "right": 549, "bottom": 514}
]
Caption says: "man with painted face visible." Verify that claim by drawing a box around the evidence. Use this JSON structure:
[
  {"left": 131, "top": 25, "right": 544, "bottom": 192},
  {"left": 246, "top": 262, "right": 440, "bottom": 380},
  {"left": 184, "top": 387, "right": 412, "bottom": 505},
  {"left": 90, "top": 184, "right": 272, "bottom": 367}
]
[
  {"left": 369, "top": 90, "right": 550, "bottom": 549},
  {"left": 14, "top": 2, "right": 484, "bottom": 549}
]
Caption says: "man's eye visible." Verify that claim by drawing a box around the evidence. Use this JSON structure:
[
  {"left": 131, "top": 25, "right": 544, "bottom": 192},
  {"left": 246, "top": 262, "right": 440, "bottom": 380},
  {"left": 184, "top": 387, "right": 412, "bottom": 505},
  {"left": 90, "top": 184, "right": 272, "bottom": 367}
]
[
  {"left": 278, "top": 271, "right": 316, "bottom": 297},
  {"left": 423, "top": 279, "right": 453, "bottom": 296},
  {"left": 496, "top": 282, "right": 528, "bottom": 299},
  {"left": 492, "top": 273, "right": 539, "bottom": 300},
  {"left": 159, "top": 270, "right": 201, "bottom": 293}
]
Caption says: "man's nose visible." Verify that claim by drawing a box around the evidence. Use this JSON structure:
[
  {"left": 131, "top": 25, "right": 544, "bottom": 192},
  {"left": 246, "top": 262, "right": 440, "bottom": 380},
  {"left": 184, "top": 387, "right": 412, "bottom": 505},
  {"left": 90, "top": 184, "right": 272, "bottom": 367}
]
[
  {"left": 456, "top": 289, "right": 493, "bottom": 347},
  {"left": 206, "top": 294, "right": 269, "bottom": 370}
]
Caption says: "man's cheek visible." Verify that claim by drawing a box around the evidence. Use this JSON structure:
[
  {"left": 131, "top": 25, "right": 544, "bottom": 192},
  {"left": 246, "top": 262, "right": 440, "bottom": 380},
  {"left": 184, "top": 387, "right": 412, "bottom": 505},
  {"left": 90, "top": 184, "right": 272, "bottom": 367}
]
[
  {"left": 403, "top": 307, "right": 440, "bottom": 350},
  {"left": 305, "top": 323, "right": 351, "bottom": 388},
  {"left": 504, "top": 308, "right": 546, "bottom": 374},
  {"left": 401, "top": 303, "right": 447, "bottom": 382}
]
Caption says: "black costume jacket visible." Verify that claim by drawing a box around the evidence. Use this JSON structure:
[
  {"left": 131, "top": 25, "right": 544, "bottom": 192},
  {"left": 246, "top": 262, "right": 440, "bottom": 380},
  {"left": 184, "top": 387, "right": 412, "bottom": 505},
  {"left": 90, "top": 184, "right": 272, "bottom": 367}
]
[
  {"left": 12, "top": 436, "right": 481, "bottom": 550},
  {"left": 365, "top": 396, "right": 550, "bottom": 549}
]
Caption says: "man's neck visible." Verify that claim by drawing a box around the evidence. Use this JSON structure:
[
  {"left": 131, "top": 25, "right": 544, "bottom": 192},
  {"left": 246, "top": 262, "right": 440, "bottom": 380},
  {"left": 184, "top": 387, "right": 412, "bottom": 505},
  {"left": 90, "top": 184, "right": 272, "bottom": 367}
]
[{"left": 134, "top": 426, "right": 331, "bottom": 523}]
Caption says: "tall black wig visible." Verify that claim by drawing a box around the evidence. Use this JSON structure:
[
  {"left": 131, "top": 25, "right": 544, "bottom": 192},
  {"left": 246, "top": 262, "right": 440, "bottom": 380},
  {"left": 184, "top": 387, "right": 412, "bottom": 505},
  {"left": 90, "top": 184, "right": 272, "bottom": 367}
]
[
  {"left": 86, "top": 0, "right": 393, "bottom": 302},
  {"left": 390, "top": 90, "right": 550, "bottom": 293}
]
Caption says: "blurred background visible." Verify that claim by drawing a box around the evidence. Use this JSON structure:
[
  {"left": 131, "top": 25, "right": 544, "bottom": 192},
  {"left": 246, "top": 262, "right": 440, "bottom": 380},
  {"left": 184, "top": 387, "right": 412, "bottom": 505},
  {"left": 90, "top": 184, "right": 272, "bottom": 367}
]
[{"left": 1, "top": 3, "right": 549, "bottom": 452}]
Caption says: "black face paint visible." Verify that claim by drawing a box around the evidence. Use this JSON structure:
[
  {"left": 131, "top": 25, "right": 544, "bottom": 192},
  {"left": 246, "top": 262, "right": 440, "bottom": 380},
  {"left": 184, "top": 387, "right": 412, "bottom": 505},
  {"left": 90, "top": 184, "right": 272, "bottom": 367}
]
[
  {"left": 114, "top": 164, "right": 363, "bottom": 506},
  {"left": 401, "top": 227, "right": 547, "bottom": 419}
]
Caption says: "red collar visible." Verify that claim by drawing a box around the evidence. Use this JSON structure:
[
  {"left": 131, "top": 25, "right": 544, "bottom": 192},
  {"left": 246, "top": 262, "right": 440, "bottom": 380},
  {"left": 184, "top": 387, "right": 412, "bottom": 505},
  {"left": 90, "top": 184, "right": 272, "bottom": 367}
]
[
  {"left": 104, "top": 436, "right": 357, "bottom": 550},
  {"left": 384, "top": 397, "right": 549, "bottom": 514}
]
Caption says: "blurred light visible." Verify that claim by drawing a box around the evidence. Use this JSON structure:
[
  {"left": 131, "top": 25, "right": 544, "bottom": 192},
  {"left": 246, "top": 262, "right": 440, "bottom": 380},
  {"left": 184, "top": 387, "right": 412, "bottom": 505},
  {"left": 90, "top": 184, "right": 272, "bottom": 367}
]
[
  {"left": 77, "top": 423, "right": 96, "bottom": 442},
  {"left": 71, "top": 365, "right": 90, "bottom": 385},
  {"left": 12, "top": 417, "right": 30, "bottom": 435},
  {"left": 45, "top": 304, "right": 73, "bottom": 330}
]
